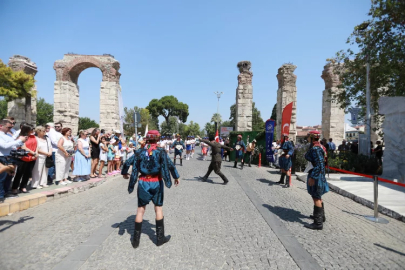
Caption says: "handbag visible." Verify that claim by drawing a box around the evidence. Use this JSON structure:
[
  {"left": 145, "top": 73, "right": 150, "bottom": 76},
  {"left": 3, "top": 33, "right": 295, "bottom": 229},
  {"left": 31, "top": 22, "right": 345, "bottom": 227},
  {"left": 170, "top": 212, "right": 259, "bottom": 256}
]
[{"left": 45, "top": 138, "right": 55, "bottom": 168}]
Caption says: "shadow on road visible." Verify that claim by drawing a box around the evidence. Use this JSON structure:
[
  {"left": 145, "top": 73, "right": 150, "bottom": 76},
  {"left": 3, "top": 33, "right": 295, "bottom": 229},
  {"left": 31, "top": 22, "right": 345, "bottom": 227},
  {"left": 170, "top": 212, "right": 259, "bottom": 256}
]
[
  {"left": 267, "top": 170, "right": 281, "bottom": 175},
  {"left": 374, "top": 243, "right": 405, "bottom": 256},
  {"left": 262, "top": 204, "right": 309, "bottom": 225},
  {"left": 256, "top": 178, "right": 279, "bottom": 186},
  {"left": 0, "top": 216, "right": 34, "bottom": 233},
  {"left": 113, "top": 215, "right": 156, "bottom": 244}
]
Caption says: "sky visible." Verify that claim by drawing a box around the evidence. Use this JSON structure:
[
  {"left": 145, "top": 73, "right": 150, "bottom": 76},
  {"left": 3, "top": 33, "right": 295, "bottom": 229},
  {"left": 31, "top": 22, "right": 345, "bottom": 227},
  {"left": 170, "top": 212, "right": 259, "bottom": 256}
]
[{"left": 0, "top": 0, "right": 371, "bottom": 129}]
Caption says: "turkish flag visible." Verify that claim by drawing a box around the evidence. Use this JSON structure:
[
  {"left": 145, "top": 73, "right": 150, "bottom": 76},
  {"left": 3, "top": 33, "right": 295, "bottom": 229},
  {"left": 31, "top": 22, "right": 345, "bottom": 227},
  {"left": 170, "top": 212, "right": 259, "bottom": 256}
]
[
  {"left": 215, "top": 129, "right": 219, "bottom": 142},
  {"left": 281, "top": 102, "right": 293, "bottom": 136}
]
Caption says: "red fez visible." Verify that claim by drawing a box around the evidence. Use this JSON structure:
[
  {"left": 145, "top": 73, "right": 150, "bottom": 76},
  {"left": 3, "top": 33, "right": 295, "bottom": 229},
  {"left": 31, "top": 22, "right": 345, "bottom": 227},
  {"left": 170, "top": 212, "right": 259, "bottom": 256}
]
[{"left": 146, "top": 130, "right": 160, "bottom": 141}]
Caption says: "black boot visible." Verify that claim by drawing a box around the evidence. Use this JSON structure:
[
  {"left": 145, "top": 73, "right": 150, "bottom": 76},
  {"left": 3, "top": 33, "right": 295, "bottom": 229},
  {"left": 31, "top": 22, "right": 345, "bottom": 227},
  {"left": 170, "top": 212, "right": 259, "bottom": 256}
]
[
  {"left": 132, "top": 221, "right": 142, "bottom": 248},
  {"left": 180, "top": 159, "right": 183, "bottom": 166},
  {"left": 304, "top": 206, "right": 323, "bottom": 230},
  {"left": 248, "top": 159, "right": 251, "bottom": 167},
  {"left": 241, "top": 161, "right": 244, "bottom": 170},
  {"left": 156, "top": 218, "right": 171, "bottom": 246},
  {"left": 199, "top": 176, "right": 208, "bottom": 182},
  {"left": 173, "top": 158, "right": 176, "bottom": 165},
  {"left": 277, "top": 173, "right": 285, "bottom": 184},
  {"left": 233, "top": 161, "right": 237, "bottom": 168},
  {"left": 310, "top": 203, "right": 326, "bottom": 222},
  {"left": 285, "top": 175, "right": 290, "bottom": 187}
]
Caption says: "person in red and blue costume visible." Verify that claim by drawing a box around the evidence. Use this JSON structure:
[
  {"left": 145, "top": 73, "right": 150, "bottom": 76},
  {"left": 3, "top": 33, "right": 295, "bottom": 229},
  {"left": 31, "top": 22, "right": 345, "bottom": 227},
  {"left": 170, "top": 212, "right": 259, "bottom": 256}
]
[
  {"left": 304, "top": 130, "right": 329, "bottom": 230},
  {"left": 122, "top": 130, "right": 180, "bottom": 248},
  {"left": 233, "top": 135, "right": 246, "bottom": 169},
  {"left": 277, "top": 133, "right": 294, "bottom": 187}
]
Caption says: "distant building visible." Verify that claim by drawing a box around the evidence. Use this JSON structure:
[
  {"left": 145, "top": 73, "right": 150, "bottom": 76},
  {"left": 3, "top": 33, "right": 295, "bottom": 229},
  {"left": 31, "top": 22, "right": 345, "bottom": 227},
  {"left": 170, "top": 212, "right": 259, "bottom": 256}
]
[
  {"left": 345, "top": 124, "right": 365, "bottom": 142},
  {"left": 296, "top": 125, "right": 322, "bottom": 143}
]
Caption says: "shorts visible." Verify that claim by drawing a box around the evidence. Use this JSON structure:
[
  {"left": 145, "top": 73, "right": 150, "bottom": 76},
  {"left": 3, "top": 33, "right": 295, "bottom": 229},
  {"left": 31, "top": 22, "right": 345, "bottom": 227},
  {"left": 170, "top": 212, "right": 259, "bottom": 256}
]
[
  {"left": 186, "top": 145, "right": 192, "bottom": 151},
  {"left": 137, "top": 179, "right": 164, "bottom": 207},
  {"left": 107, "top": 155, "right": 114, "bottom": 161},
  {"left": 202, "top": 147, "right": 208, "bottom": 155}
]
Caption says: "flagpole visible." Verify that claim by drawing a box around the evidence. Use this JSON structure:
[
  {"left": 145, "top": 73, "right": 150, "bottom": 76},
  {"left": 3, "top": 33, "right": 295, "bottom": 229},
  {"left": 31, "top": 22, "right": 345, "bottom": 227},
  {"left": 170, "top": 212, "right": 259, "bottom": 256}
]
[{"left": 214, "top": 91, "right": 223, "bottom": 134}]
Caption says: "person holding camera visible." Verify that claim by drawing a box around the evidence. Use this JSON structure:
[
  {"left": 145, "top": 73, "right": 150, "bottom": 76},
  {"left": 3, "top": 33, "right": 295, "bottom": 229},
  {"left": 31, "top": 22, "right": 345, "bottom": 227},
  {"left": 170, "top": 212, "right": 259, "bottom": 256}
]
[
  {"left": 11, "top": 124, "right": 38, "bottom": 194},
  {"left": 0, "top": 119, "right": 28, "bottom": 202},
  {"left": 55, "top": 128, "right": 74, "bottom": 185}
]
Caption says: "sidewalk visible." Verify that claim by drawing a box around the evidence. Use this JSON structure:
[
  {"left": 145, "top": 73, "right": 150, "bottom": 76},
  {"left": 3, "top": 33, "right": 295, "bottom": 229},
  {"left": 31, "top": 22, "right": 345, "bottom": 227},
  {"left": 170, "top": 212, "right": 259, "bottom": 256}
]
[
  {"left": 296, "top": 172, "right": 405, "bottom": 221},
  {"left": 0, "top": 172, "right": 122, "bottom": 217}
]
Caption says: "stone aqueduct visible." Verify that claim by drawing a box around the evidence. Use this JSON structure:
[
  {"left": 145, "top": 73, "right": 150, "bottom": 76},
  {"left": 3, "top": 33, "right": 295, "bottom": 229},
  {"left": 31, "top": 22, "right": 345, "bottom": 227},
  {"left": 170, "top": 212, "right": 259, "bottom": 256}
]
[{"left": 6, "top": 54, "right": 380, "bottom": 142}]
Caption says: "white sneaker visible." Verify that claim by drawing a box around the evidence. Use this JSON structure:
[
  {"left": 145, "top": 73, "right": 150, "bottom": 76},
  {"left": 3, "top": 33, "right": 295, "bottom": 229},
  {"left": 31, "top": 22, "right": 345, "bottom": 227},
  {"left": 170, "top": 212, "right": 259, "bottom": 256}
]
[
  {"left": 66, "top": 180, "right": 72, "bottom": 184},
  {"left": 36, "top": 186, "right": 43, "bottom": 189},
  {"left": 60, "top": 181, "right": 67, "bottom": 185}
]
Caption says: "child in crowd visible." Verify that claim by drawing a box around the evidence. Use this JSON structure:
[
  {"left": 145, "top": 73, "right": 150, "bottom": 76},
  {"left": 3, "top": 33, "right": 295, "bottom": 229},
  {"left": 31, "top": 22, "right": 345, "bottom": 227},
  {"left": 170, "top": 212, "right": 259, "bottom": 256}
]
[
  {"left": 107, "top": 139, "right": 116, "bottom": 175},
  {"left": 113, "top": 140, "right": 121, "bottom": 172},
  {"left": 99, "top": 137, "right": 108, "bottom": 177}
]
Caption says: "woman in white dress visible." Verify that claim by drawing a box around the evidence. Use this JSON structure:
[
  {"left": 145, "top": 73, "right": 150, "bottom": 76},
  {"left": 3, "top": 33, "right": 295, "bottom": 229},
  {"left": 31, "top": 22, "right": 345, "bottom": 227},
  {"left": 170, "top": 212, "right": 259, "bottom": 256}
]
[
  {"left": 31, "top": 126, "right": 52, "bottom": 189},
  {"left": 55, "top": 128, "right": 74, "bottom": 185},
  {"left": 73, "top": 130, "right": 91, "bottom": 181}
]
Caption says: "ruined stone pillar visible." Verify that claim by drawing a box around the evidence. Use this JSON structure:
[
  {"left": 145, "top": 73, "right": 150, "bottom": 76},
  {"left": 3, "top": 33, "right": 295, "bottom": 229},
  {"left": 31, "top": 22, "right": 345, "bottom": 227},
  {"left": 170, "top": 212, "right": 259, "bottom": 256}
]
[
  {"left": 276, "top": 64, "right": 297, "bottom": 141},
  {"left": 235, "top": 61, "right": 253, "bottom": 131},
  {"left": 7, "top": 55, "right": 37, "bottom": 126},
  {"left": 321, "top": 63, "right": 345, "bottom": 143}
]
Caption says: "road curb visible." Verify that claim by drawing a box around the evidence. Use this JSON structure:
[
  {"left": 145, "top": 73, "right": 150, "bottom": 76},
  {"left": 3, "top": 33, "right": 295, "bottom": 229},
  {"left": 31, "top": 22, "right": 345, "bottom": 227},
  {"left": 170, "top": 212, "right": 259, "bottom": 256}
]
[
  {"left": 0, "top": 174, "right": 122, "bottom": 217},
  {"left": 295, "top": 173, "right": 405, "bottom": 222}
]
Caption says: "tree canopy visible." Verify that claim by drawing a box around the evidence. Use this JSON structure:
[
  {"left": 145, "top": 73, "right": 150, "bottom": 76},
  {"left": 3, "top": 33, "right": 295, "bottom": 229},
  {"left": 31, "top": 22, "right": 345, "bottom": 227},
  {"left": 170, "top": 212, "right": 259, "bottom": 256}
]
[
  {"left": 146, "top": 96, "right": 189, "bottom": 131},
  {"left": 328, "top": 0, "right": 405, "bottom": 129},
  {"left": 123, "top": 106, "right": 158, "bottom": 136},
  {"left": 36, "top": 98, "right": 54, "bottom": 126},
  {"left": 0, "top": 99, "right": 7, "bottom": 120},
  {"left": 270, "top": 103, "right": 277, "bottom": 121},
  {"left": 78, "top": 117, "right": 99, "bottom": 132},
  {"left": 0, "top": 60, "right": 36, "bottom": 101}
]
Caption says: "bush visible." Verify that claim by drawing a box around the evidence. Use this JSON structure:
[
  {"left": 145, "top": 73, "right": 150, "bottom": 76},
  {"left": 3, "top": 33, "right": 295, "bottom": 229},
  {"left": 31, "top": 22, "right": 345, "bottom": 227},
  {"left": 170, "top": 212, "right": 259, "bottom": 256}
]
[
  {"left": 294, "top": 143, "right": 310, "bottom": 172},
  {"left": 328, "top": 151, "right": 381, "bottom": 175}
]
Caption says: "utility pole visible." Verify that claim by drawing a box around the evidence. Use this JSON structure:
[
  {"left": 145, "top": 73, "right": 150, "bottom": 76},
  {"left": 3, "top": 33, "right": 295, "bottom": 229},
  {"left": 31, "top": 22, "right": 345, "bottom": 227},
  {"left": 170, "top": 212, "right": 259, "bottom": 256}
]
[{"left": 214, "top": 91, "right": 223, "bottom": 133}]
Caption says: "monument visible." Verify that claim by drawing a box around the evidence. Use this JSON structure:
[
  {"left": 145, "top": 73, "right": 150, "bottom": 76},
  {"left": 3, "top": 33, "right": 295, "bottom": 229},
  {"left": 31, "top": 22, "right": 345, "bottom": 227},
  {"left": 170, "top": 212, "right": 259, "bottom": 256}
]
[
  {"left": 276, "top": 64, "right": 297, "bottom": 141},
  {"left": 53, "top": 54, "right": 122, "bottom": 134},
  {"left": 321, "top": 63, "right": 345, "bottom": 143},
  {"left": 379, "top": 97, "right": 405, "bottom": 183},
  {"left": 7, "top": 55, "right": 37, "bottom": 126},
  {"left": 235, "top": 61, "right": 253, "bottom": 131}
]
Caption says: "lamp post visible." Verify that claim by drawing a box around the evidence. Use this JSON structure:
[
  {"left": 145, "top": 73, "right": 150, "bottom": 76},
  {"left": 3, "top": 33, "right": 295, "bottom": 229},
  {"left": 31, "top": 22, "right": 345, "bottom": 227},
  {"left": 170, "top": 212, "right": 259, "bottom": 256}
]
[{"left": 214, "top": 91, "right": 223, "bottom": 133}]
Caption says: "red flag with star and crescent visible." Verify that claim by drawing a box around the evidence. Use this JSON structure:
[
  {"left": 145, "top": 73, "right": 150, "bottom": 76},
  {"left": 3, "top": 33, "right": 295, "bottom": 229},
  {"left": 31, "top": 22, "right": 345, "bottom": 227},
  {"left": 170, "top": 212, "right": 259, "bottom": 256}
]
[
  {"left": 281, "top": 102, "right": 293, "bottom": 137},
  {"left": 215, "top": 130, "right": 219, "bottom": 142}
]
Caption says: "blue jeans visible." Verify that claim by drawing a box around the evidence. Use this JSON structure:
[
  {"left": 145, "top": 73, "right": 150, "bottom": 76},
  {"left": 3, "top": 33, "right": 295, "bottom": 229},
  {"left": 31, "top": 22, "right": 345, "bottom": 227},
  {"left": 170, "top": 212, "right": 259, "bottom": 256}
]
[
  {"left": 47, "top": 152, "right": 56, "bottom": 181},
  {"left": 0, "top": 172, "right": 10, "bottom": 199}
]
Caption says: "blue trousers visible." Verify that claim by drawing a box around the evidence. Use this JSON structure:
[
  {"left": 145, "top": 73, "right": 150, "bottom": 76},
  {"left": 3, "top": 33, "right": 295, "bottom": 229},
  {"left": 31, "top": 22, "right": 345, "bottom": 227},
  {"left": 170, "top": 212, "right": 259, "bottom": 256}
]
[
  {"left": 137, "top": 180, "right": 164, "bottom": 207},
  {"left": 47, "top": 152, "right": 56, "bottom": 181}
]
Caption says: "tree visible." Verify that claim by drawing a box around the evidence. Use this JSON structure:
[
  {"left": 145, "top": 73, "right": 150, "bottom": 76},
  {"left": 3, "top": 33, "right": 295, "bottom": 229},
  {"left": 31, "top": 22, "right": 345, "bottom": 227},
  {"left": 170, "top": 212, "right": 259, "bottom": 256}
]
[
  {"left": 328, "top": 0, "right": 405, "bottom": 131},
  {"left": 229, "top": 102, "right": 265, "bottom": 131},
  {"left": 0, "top": 60, "right": 36, "bottom": 123},
  {"left": 183, "top": 121, "right": 202, "bottom": 137},
  {"left": 0, "top": 99, "right": 7, "bottom": 120},
  {"left": 211, "top": 113, "right": 222, "bottom": 131},
  {"left": 123, "top": 106, "right": 158, "bottom": 136},
  {"left": 36, "top": 98, "right": 54, "bottom": 126},
  {"left": 204, "top": 122, "right": 215, "bottom": 136},
  {"left": 221, "top": 120, "right": 232, "bottom": 128},
  {"left": 160, "top": 116, "right": 179, "bottom": 135},
  {"left": 270, "top": 103, "right": 277, "bottom": 121},
  {"left": 146, "top": 96, "right": 189, "bottom": 131},
  {"left": 78, "top": 117, "right": 99, "bottom": 132}
]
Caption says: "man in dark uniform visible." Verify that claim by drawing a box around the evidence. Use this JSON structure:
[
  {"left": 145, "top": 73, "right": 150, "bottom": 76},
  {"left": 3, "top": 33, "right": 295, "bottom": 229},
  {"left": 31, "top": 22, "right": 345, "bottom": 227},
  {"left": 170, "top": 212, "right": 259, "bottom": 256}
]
[
  {"left": 197, "top": 135, "right": 233, "bottom": 185},
  {"left": 122, "top": 130, "right": 180, "bottom": 248},
  {"left": 171, "top": 134, "right": 185, "bottom": 166},
  {"left": 277, "top": 134, "right": 294, "bottom": 187},
  {"left": 234, "top": 134, "right": 246, "bottom": 169}
]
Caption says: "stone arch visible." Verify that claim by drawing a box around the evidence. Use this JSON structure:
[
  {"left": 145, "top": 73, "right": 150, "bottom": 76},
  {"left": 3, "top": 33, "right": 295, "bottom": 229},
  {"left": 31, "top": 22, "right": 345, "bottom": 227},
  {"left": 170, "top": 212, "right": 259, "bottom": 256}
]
[{"left": 53, "top": 54, "right": 122, "bottom": 134}]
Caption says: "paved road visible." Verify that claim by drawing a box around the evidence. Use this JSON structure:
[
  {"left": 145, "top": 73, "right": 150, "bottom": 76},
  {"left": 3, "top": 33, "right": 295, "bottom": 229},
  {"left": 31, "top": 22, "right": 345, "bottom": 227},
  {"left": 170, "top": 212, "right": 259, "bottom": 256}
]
[{"left": 1, "top": 152, "right": 405, "bottom": 269}]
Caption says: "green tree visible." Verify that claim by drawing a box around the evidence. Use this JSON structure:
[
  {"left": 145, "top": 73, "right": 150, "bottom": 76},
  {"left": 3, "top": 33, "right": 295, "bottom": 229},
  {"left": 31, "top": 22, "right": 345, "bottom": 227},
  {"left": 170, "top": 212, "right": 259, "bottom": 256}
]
[
  {"left": 204, "top": 122, "right": 215, "bottom": 136},
  {"left": 229, "top": 102, "right": 265, "bottom": 131},
  {"left": 211, "top": 113, "right": 222, "bottom": 131},
  {"left": 0, "top": 99, "right": 7, "bottom": 120},
  {"left": 221, "top": 120, "right": 232, "bottom": 128},
  {"left": 270, "top": 103, "right": 277, "bottom": 121},
  {"left": 123, "top": 106, "right": 158, "bottom": 136},
  {"left": 160, "top": 116, "right": 178, "bottom": 135},
  {"left": 78, "top": 117, "right": 99, "bottom": 132},
  {"left": 329, "top": 0, "right": 405, "bottom": 132},
  {"left": 0, "top": 60, "right": 36, "bottom": 123},
  {"left": 36, "top": 98, "right": 54, "bottom": 126},
  {"left": 183, "top": 121, "right": 202, "bottom": 137},
  {"left": 146, "top": 96, "right": 189, "bottom": 131}
]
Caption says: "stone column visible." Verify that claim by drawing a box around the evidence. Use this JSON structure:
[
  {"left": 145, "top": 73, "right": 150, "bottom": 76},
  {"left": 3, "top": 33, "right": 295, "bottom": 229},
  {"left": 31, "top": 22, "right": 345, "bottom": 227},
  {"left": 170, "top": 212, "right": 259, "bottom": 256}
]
[
  {"left": 379, "top": 97, "right": 405, "bottom": 183},
  {"left": 276, "top": 64, "right": 297, "bottom": 142},
  {"left": 53, "top": 81, "right": 79, "bottom": 134},
  {"left": 100, "top": 81, "right": 121, "bottom": 133},
  {"left": 7, "top": 55, "right": 37, "bottom": 126},
  {"left": 321, "top": 63, "right": 345, "bottom": 143},
  {"left": 235, "top": 61, "right": 253, "bottom": 131}
]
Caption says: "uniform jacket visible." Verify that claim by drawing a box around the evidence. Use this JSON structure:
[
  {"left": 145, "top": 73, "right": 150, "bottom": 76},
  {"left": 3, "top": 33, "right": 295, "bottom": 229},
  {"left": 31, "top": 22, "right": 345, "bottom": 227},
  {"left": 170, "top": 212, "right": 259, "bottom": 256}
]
[
  {"left": 122, "top": 147, "right": 180, "bottom": 194},
  {"left": 171, "top": 140, "right": 185, "bottom": 153},
  {"left": 201, "top": 139, "right": 232, "bottom": 162}
]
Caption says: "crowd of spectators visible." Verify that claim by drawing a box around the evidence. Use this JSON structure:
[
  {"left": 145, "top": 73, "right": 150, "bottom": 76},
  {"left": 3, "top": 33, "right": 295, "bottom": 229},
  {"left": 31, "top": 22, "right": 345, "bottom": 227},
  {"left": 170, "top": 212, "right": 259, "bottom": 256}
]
[{"left": 0, "top": 116, "right": 139, "bottom": 203}]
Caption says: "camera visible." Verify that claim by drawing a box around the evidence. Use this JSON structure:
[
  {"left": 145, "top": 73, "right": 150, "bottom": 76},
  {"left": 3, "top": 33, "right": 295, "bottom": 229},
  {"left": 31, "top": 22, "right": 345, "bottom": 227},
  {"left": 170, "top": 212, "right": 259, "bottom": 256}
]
[{"left": 0, "top": 149, "right": 29, "bottom": 166}]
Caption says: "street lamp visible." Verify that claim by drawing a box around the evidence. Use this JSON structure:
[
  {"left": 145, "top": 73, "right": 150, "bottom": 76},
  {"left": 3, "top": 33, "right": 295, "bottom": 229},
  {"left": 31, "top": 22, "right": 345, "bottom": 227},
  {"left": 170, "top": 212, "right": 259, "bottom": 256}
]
[{"left": 214, "top": 91, "right": 223, "bottom": 132}]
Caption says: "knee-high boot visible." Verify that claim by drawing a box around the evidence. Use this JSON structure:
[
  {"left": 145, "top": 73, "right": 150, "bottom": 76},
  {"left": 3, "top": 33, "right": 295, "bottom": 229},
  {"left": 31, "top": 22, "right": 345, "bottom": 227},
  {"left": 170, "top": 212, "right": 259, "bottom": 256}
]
[
  {"left": 241, "top": 160, "right": 244, "bottom": 170},
  {"left": 304, "top": 206, "right": 323, "bottom": 230},
  {"left": 233, "top": 161, "right": 237, "bottom": 168},
  {"left": 277, "top": 173, "right": 285, "bottom": 184},
  {"left": 173, "top": 158, "right": 176, "bottom": 165},
  {"left": 156, "top": 217, "right": 171, "bottom": 246},
  {"left": 180, "top": 159, "right": 183, "bottom": 166},
  {"left": 132, "top": 221, "right": 142, "bottom": 248},
  {"left": 310, "top": 202, "right": 326, "bottom": 222}
]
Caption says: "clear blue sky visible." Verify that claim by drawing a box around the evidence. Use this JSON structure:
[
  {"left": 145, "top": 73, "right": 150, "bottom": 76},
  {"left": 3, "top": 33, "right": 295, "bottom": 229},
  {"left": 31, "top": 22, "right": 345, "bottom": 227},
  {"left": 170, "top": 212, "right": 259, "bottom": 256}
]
[{"left": 0, "top": 0, "right": 370, "bottom": 129}]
